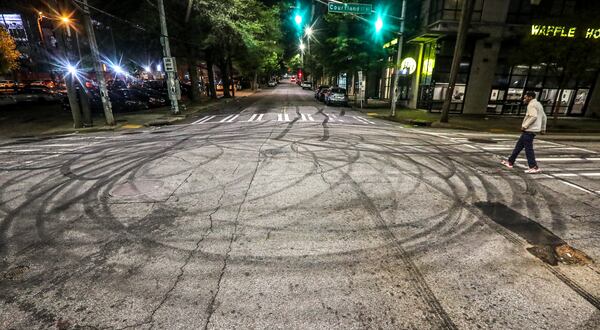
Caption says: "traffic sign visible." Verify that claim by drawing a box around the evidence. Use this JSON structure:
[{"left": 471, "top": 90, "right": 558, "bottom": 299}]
[
  {"left": 163, "top": 57, "right": 176, "bottom": 72},
  {"left": 328, "top": 2, "right": 372, "bottom": 14}
]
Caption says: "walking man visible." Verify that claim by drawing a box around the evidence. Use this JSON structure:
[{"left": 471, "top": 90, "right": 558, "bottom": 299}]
[{"left": 502, "top": 91, "right": 547, "bottom": 173}]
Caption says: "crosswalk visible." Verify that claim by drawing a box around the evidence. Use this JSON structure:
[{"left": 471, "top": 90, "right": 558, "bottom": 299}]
[
  {"left": 426, "top": 132, "right": 600, "bottom": 196},
  {"left": 192, "top": 112, "right": 378, "bottom": 126}
]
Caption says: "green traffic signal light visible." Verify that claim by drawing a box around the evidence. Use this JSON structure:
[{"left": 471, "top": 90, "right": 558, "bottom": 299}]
[
  {"left": 295, "top": 14, "right": 302, "bottom": 26},
  {"left": 375, "top": 16, "right": 383, "bottom": 33}
]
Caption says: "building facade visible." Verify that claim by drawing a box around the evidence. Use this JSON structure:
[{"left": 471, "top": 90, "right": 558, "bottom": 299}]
[{"left": 384, "top": 0, "right": 600, "bottom": 117}]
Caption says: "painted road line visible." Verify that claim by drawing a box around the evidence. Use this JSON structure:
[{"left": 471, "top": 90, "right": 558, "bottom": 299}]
[
  {"left": 284, "top": 113, "right": 290, "bottom": 121},
  {"left": 553, "top": 173, "right": 600, "bottom": 177},
  {"left": 307, "top": 114, "right": 315, "bottom": 121},
  {"left": 561, "top": 181, "right": 596, "bottom": 194},
  {"left": 192, "top": 115, "right": 214, "bottom": 124},
  {"left": 277, "top": 114, "right": 282, "bottom": 121},
  {"left": 301, "top": 113, "right": 307, "bottom": 121},
  {"left": 220, "top": 115, "right": 234, "bottom": 122},
  {"left": 226, "top": 114, "right": 239, "bottom": 122},
  {"left": 257, "top": 114, "right": 264, "bottom": 121},
  {"left": 354, "top": 116, "right": 375, "bottom": 124},
  {"left": 248, "top": 114, "right": 258, "bottom": 122},
  {"left": 517, "top": 157, "right": 600, "bottom": 162}
]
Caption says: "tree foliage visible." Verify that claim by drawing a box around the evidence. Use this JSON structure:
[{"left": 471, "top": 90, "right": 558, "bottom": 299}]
[{"left": 0, "top": 27, "right": 20, "bottom": 74}]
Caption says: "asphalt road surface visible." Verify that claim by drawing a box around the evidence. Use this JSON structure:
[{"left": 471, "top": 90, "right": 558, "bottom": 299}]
[{"left": 1, "top": 81, "right": 599, "bottom": 329}]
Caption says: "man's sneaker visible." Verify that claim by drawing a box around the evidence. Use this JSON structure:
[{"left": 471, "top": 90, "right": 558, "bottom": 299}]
[
  {"left": 524, "top": 167, "right": 542, "bottom": 174},
  {"left": 501, "top": 160, "right": 513, "bottom": 169}
]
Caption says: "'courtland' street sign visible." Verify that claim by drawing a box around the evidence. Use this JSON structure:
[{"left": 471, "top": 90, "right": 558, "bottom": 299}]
[{"left": 328, "top": 2, "right": 372, "bottom": 14}]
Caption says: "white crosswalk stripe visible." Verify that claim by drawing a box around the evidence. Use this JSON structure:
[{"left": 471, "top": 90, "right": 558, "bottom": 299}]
[
  {"left": 353, "top": 116, "right": 375, "bottom": 125},
  {"left": 307, "top": 114, "right": 314, "bottom": 121},
  {"left": 192, "top": 115, "right": 215, "bottom": 124},
  {"left": 226, "top": 114, "right": 239, "bottom": 122},
  {"left": 248, "top": 114, "right": 258, "bottom": 122},
  {"left": 220, "top": 115, "right": 235, "bottom": 122}
]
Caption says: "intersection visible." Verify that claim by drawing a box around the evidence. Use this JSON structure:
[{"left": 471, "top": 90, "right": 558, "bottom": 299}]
[{"left": 0, "top": 82, "right": 599, "bottom": 329}]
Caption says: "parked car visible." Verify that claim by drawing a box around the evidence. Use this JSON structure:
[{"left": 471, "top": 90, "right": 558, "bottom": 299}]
[
  {"left": 301, "top": 81, "right": 312, "bottom": 90},
  {"left": 0, "top": 94, "right": 17, "bottom": 106},
  {"left": 29, "top": 80, "right": 56, "bottom": 89},
  {"left": 127, "top": 88, "right": 168, "bottom": 108},
  {"left": 0, "top": 80, "right": 15, "bottom": 89},
  {"left": 15, "top": 86, "right": 62, "bottom": 104},
  {"left": 61, "top": 88, "right": 148, "bottom": 113},
  {"left": 324, "top": 87, "right": 349, "bottom": 107},
  {"left": 315, "top": 85, "right": 330, "bottom": 102},
  {"left": 267, "top": 80, "right": 277, "bottom": 87},
  {"left": 290, "top": 76, "right": 296, "bottom": 83}
]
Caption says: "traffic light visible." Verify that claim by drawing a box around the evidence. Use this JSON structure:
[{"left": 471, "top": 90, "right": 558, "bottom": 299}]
[
  {"left": 375, "top": 16, "right": 383, "bottom": 33},
  {"left": 294, "top": 14, "right": 302, "bottom": 26}
]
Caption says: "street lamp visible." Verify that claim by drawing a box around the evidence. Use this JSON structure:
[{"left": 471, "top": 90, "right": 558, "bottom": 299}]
[
  {"left": 60, "top": 15, "right": 72, "bottom": 37},
  {"left": 295, "top": 14, "right": 302, "bottom": 26},
  {"left": 299, "top": 42, "right": 306, "bottom": 52},
  {"left": 305, "top": 26, "right": 313, "bottom": 37}
]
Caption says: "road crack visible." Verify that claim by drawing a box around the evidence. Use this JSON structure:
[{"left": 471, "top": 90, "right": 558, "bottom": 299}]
[{"left": 203, "top": 129, "right": 273, "bottom": 330}]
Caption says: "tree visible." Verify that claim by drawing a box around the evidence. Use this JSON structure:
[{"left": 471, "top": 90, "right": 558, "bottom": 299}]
[{"left": 0, "top": 27, "right": 20, "bottom": 75}]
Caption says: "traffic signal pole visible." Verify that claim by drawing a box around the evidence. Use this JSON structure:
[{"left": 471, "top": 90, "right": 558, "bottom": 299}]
[
  {"left": 81, "top": 0, "right": 115, "bottom": 126},
  {"left": 157, "top": 0, "right": 180, "bottom": 115},
  {"left": 390, "top": 0, "right": 406, "bottom": 117}
]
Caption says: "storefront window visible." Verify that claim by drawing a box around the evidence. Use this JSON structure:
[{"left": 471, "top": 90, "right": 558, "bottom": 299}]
[{"left": 429, "top": 0, "right": 484, "bottom": 23}]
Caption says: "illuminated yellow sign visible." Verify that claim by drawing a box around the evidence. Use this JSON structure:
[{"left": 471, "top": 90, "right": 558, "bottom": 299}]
[
  {"left": 586, "top": 28, "right": 600, "bottom": 39},
  {"left": 400, "top": 57, "right": 417, "bottom": 75},
  {"left": 383, "top": 38, "right": 398, "bottom": 49},
  {"left": 531, "top": 25, "right": 600, "bottom": 39},
  {"left": 531, "top": 25, "right": 576, "bottom": 38}
]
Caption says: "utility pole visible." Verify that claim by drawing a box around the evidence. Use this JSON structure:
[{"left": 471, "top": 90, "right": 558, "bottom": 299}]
[
  {"left": 390, "top": 0, "right": 406, "bottom": 117},
  {"left": 81, "top": 0, "right": 115, "bottom": 125},
  {"left": 157, "top": 0, "right": 180, "bottom": 115},
  {"left": 440, "top": 0, "right": 475, "bottom": 123}
]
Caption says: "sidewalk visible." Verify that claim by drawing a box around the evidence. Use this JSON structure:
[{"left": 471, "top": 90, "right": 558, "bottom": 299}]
[
  {"left": 0, "top": 90, "right": 257, "bottom": 138},
  {"left": 358, "top": 105, "right": 600, "bottom": 141}
]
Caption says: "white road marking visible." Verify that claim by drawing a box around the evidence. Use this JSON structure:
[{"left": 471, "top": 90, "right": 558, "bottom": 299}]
[
  {"left": 192, "top": 115, "right": 214, "bottom": 124},
  {"left": 220, "top": 115, "right": 234, "bottom": 122},
  {"left": 301, "top": 113, "right": 307, "bottom": 121},
  {"left": 277, "top": 114, "right": 282, "bottom": 121},
  {"left": 284, "top": 113, "right": 290, "bottom": 121},
  {"left": 257, "top": 114, "right": 264, "bottom": 121},
  {"left": 307, "top": 114, "right": 314, "bottom": 121},
  {"left": 248, "top": 114, "right": 258, "bottom": 122},
  {"left": 226, "top": 114, "right": 239, "bottom": 122},
  {"left": 553, "top": 173, "right": 600, "bottom": 177},
  {"left": 517, "top": 157, "right": 600, "bottom": 162},
  {"left": 560, "top": 181, "right": 597, "bottom": 194}
]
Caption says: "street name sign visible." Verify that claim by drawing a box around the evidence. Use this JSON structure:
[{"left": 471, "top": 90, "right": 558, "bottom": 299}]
[{"left": 328, "top": 2, "right": 372, "bottom": 14}]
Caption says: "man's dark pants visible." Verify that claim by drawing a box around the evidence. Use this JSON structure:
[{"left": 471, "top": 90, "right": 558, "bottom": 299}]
[{"left": 508, "top": 132, "right": 537, "bottom": 168}]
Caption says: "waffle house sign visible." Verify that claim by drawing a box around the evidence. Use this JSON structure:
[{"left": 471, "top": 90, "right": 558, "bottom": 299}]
[{"left": 531, "top": 25, "right": 600, "bottom": 39}]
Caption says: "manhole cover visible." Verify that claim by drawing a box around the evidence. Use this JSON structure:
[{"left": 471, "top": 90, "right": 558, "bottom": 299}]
[{"left": 467, "top": 138, "right": 498, "bottom": 144}]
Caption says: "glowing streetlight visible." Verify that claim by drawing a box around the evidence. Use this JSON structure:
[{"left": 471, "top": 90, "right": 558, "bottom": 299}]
[
  {"left": 299, "top": 42, "right": 306, "bottom": 52},
  {"left": 66, "top": 64, "right": 78, "bottom": 76},
  {"left": 144, "top": 66, "right": 151, "bottom": 72},
  {"left": 112, "top": 65, "right": 125, "bottom": 74},
  {"left": 305, "top": 26, "right": 313, "bottom": 37},
  {"left": 60, "top": 14, "right": 73, "bottom": 37},
  {"left": 295, "top": 15, "right": 302, "bottom": 26}
]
